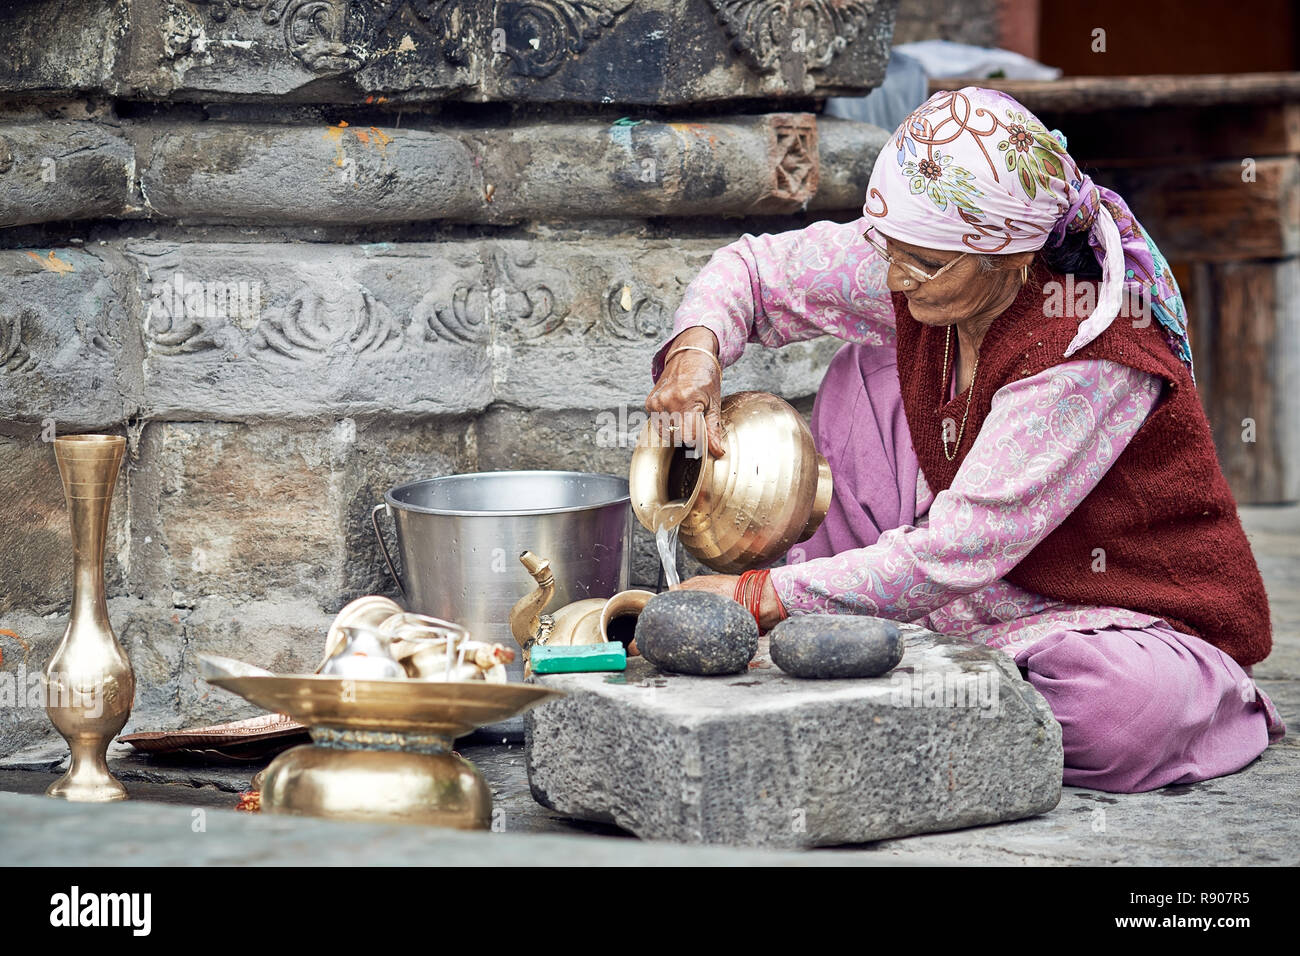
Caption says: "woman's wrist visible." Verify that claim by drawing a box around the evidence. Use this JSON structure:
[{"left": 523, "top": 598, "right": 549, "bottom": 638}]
[
  {"left": 759, "top": 578, "right": 786, "bottom": 631},
  {"left": 733, "top": 569, "right": 788, "bottom": 633},
  {"left": 670, "top": 326, "right": 720, "bottom": 356}
]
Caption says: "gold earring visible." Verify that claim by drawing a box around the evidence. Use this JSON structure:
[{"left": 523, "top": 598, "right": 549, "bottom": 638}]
[{"left": 1020, "top": 264, "right": 1029, "bottom": 284}]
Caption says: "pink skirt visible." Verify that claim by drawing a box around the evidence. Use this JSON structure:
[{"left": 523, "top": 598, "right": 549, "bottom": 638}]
[{"left": 795, "top": 342, "right": 1284, "bottom": 793}]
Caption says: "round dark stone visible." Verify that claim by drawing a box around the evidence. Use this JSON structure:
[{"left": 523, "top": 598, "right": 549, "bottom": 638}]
[
  {"left": 769, "top": 615, "right": 904, "bottom": 679},
  {"left": 634, "top": 590, "right": 758, "bottom": 676}
]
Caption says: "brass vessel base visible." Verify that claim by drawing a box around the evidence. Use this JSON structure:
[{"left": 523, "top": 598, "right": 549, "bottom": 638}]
[
  {"left": 46, "top": 754, "right": 128, "bottom": 803},
  {"left": 260, "top": 742, "right": 492, "bottom": 829}
]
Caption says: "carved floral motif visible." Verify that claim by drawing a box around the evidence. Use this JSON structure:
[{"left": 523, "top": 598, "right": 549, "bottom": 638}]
[
  {"left": 254, "top": 286, "right": 402, "bottom": 359},
  {"left": 189, "top": 0, "right": 633, "bottom": 80},
  {"left": 707, "top": 0, "right": 878, "bottom": 73},
  {"left": 604, "top": 281, "right": 668, "bottom": 340},
  {"left": 416, "top": 272, "right": 490, "bottom": 344},
  {"left": 497, "top": 0, "right": 634, "bottom": 77}
]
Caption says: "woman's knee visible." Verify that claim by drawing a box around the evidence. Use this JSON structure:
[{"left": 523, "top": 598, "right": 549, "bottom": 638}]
[{"left": 1017, "top": 628, "right": 1267, "bottom": 792}]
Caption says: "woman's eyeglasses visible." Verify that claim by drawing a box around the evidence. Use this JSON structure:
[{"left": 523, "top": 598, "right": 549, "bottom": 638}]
[{"left": 862, "top": 226, "right": 968, "bottom": 285}]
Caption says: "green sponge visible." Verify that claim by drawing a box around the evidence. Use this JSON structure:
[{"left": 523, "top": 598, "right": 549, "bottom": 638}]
[{"left": 531, "top": 642, "right": 628, "bottom": 674}]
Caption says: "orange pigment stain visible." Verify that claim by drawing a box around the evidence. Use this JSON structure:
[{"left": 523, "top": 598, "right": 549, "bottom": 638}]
[
  {"left": 25, "top": 250, "right": 74, "bottom": 273},
  {"left": 323, "top": 122, "right": 394, "bottom": 167}
]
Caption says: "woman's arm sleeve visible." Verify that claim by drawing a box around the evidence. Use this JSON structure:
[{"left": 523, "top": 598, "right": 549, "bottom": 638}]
[
  {"left": 650, "top": 216, "right": 896, "bottom": 379},
  {"left": 768, "top": 358, "right": 1165, "bottom": 620}
]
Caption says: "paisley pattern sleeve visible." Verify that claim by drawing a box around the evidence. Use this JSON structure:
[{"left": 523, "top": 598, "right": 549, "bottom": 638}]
[
  {"left": 769, "top": 359, "right": 1165, "bottom": 619},
  {"left": 651, "top": 216, "right": 897, "bottom": 379}
]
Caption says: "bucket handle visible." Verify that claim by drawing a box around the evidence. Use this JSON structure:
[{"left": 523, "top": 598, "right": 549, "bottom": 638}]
[{"left": 370, "top": 502, "right": 407, "bottom": 600}]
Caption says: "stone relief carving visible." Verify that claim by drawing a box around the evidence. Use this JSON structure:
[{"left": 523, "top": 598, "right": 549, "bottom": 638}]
[
  {"left": 707, "top": 0, "right": 878, "bottom": 73},
  {"left": 144, "top": 296, "right": 223, "bottom": 356},
  {"left": 771, "top": 118, "right": 817, "bottom": 199},
  {"left": 190, "top": 0, "right": 365, "bottom": 73},
  {"left": 0, "top": 310, "right": 37, "bottom": 373},
  {"left": 497, "top": 0, "right": 634, "bottom": 77},
  {"left": 486, "top": 248, "right": 569, "bottom": 338},
  {"left": 189, "top": 0, "right": 631, "bottom": 79},
  {"left": 143, "top": 270, "right": 262, "bottom": 355},
  {"left": 417, "top": 248, "right": 571, "bottom": 342},
  {"left": 604, "top": 281, "right": 669, "bottom": 340},
  {"left": 254, "top": 286, "right": 402, "bottom": 359},
  {"left": 191, "top": 0, "right": 464, "bottom": 74},
  {"left": 417, "top": 275, "right": 491, "bottom": 344}
]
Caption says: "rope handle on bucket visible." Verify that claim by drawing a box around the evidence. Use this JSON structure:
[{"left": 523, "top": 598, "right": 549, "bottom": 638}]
[{"left": 370, "top": 503, "right": 407, "bottom": 599}]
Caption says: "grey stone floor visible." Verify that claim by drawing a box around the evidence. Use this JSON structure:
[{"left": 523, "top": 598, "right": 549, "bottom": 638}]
[{"left": 2, "top": 505, "right": 1296, "bottom": 865}]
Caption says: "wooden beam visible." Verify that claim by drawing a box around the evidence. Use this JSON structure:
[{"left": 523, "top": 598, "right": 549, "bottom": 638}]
[
  {"left": 1104, "top": 157, "right": 1299, "bottom": 262},
  {"left": 928, "top": 73, "right": 1300, "bottom": 113},
  {"left": 1034, "top": 103, "right": 1300, "bottom": 168}
]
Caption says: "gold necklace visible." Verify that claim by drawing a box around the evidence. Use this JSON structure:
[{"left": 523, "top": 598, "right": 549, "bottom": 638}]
[{"left": 940, "top": 324, "right": 978, "bottom": 462}]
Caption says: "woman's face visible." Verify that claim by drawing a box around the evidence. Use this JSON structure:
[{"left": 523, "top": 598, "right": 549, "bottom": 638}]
[{"left": 880, "top": 234, "right": 1032, "bottom": 328}]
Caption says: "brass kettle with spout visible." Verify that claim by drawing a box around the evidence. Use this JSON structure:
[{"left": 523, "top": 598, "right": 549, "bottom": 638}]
[
  {"left": 628, "top": 391, "right": 832, "bottom": 573},
  {"left": 509, "top": 551, "right": 653, "bottom": 675}
]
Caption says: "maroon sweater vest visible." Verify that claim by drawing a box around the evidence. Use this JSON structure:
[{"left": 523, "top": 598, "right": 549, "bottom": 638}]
[{"left": 893, "top": 263, "right": 1272, "bottom": 666}]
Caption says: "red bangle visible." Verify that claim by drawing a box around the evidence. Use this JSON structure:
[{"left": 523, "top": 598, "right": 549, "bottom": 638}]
[{"left": 734, "top": 569, "right": 773, "bottom": 633}]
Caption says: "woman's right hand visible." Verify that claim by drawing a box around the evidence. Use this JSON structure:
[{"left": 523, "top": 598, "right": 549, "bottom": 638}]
[{"left": 645, "top": 327, "right": 727, "bottom": 459}]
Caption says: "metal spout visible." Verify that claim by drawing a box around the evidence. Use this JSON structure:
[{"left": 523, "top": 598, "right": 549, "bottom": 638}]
[{"left": 509, "top": 550, "right": 555, "bottom": 649}]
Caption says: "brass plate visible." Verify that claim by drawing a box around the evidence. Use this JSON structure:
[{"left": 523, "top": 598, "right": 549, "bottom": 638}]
[{"left": 206, "top": 675, "right": 562, "bottom": 738}]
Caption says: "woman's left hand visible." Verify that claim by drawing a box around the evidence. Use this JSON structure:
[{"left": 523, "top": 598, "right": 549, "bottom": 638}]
[{"left": 674, "top": 574, "right": 786, "bottom": 632}]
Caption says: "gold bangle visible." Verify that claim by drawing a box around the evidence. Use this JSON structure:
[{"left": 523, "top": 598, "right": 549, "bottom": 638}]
[{"left": 665, "top": 345, "right": 723, "bottom": 379}]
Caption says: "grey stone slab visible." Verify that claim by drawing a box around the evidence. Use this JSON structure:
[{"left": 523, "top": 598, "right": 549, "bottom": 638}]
[
  {"left": 526, "top": 629, "right": 1063, "bottom": 847},
  {"left": 0, "top": 121, "right": 137, "bottom": 227},
  {"left": 137, "top": 122, "right": 484, "bottom": 224},
  {"left": 115, "top": 238, "right": 836, "bottom": 419},
  {"left": 7, "top": 0, "right": 894, "bottom": 107},
  {"left": 125, "top": 239, "right": 496, "bottom": 420},
  {"left": 0, "top": 245, "right": 141, "bottom": 429},
  {"left": 138, "top": 114, "right": 829, "bottom": 224},
  {"left": 126, "top": 418, "right": 474, "bottom": 605},
  {"left": 0, "top": 1, "right": 123, "bottom": 94}
]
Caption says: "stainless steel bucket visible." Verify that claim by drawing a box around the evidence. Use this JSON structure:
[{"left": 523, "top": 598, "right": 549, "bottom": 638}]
[{"left": 371, "top": 471, "right": 632, "bottom": 702}]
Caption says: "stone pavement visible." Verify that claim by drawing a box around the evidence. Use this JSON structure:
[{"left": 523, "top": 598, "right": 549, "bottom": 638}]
[{"left": 1, "top": 504, "right": 1296, "bottom": 865}]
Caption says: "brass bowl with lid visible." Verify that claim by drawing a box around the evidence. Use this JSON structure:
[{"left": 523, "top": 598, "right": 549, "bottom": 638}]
[{"left": 208, "top": 674, "right": 561, "bottom": 829}]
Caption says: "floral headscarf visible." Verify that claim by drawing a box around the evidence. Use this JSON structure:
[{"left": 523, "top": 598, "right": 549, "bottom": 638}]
[{"left": 864, "top": 86, "right": 1193, "bottom": 375}]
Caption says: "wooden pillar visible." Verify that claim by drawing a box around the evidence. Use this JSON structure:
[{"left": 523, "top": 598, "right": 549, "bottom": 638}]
[{"left": 1189, "top": 257, "right": 1300, "bottom": 503}]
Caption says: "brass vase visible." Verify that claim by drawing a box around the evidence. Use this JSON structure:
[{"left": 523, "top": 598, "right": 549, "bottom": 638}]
[{"left": 44, "top": 434, "right": 134, "bottom": 802}]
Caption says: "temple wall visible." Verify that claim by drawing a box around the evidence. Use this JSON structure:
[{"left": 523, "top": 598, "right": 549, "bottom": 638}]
[{"left": 0, "top": 0, "right": 897, "bottom": 751}]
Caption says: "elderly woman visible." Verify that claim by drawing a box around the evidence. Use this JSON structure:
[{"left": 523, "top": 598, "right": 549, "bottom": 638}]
[{"left": 646, "top": 87, "right": 1284, "bottom": 794}]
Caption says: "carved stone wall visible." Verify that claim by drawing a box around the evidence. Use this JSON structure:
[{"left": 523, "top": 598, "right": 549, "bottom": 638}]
[{"left": 0, "top": 0, "right": 897, "bottom": 755}]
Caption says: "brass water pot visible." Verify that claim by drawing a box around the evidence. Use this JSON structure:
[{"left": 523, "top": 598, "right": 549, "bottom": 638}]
[{"left": 629, "top": 391, "right": 832, "bottom": 573}]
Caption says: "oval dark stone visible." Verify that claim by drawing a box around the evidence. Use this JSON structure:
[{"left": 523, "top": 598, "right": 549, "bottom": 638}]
[
  {"left": 769, "top": 616, "right": 904, "bottom": 679},
  {"left": 634, "top": 590, "right": 758, "bottom": 676}
]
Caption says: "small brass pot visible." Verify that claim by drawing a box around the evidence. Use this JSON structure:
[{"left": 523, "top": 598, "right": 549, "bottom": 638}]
[
  {"left": 260, "top": 735, "right": 491, "bottom": 829},
  {"left": 629, "top": 391, "right": 832, "bottom": 573}
]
